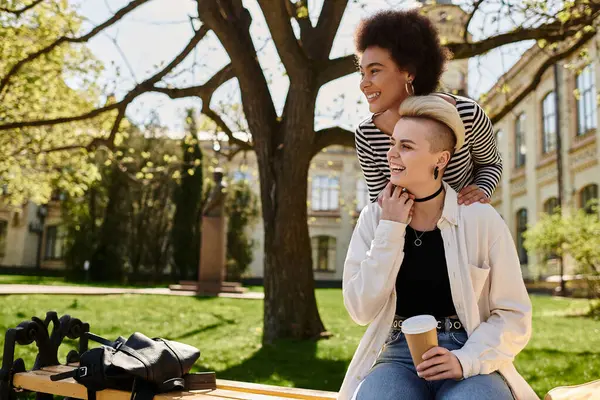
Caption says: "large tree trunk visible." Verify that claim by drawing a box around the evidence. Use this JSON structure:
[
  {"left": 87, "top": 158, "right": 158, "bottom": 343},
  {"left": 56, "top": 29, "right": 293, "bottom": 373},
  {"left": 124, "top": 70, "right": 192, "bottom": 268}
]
[
  {"left": 258, "top": 82, "right": 326, "bottom": 343},
  {"left": 260, "top": 154, "right": 326, "bottom": 342}
]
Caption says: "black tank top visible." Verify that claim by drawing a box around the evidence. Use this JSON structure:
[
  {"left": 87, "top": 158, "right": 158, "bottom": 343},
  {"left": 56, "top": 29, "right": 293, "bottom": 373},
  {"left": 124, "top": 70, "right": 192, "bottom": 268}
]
[{"left": 395, "top": 227, "right": 457, "bottom": 319}]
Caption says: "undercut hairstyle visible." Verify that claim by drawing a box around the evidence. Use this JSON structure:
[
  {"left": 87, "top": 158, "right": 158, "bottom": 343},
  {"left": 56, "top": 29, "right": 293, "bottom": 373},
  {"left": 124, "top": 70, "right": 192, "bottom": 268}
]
[
  {"left": 397, "top": 95, "right": 465, "bottom": 155},
  {"left": 354, "top": 9, "right": 450, "bottom": 95}
]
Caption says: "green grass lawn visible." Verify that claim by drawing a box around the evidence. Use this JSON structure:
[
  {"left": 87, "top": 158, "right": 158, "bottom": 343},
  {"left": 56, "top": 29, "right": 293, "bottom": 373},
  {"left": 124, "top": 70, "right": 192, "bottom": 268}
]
[{"left": 0, "top": 291, "right": 598, "bottom": 398}]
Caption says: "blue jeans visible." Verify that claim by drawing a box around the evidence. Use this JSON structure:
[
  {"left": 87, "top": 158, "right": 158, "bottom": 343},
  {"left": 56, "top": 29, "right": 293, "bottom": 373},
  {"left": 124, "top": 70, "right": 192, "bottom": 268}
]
[{"left": 356, "top": 328, "right": 514, "bottom": 400}]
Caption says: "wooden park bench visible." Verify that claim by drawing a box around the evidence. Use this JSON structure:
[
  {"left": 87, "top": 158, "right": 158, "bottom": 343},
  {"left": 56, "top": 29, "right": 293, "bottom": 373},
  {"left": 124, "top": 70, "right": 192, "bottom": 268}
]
[
  {"left": 0, "top": 312, "right": 337, "bottom": 400},
  {"left": 11, "top": 365, "right": 338, "bottom": 399}
]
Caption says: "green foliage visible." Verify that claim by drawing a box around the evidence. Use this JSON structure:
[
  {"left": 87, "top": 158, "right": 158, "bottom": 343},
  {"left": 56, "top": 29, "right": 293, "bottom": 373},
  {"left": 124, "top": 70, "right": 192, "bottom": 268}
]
[
  {"left": 171, "top": 109, "right": 204, "bottom": 281},
  {"left": 524, "top": 203, "right": 600, "bottom": 301},
  {"left": 225, "top": 178, "right": 259, "bottom": 281},
  {"left": 62, "top": 120, "right": 181, "bottom": 283},
  {"left": 0, "top": 0, "right": 107, "bottom": 205}
]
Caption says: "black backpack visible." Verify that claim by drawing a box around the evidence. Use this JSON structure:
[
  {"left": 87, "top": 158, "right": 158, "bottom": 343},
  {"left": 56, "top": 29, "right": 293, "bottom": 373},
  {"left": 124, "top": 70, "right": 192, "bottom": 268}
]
[{"left": 51, "top": 331, "right": 202, "bottom": 400}]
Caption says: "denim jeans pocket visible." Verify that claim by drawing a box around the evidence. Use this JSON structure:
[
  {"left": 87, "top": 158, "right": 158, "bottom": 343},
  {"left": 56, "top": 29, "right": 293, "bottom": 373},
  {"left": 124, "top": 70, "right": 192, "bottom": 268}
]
[{"left": 449, "top": 331, "right": 468, "bottom": 347}]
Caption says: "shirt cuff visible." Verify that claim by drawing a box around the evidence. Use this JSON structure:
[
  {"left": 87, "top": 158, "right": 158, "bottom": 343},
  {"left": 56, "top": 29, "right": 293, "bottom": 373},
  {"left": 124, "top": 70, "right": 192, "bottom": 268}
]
[
  {"left": 451, "top": 348, "right": 480, "bottom": 379},
  {"left": 473, "top": 181, "right": 494, "bottom": 199}
]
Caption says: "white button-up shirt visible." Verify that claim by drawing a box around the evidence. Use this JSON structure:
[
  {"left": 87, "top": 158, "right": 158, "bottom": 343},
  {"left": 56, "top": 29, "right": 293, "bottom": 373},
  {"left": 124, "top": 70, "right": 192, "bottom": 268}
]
[{"left": 339, "top": 183, "right": 538, "bottom": 400}]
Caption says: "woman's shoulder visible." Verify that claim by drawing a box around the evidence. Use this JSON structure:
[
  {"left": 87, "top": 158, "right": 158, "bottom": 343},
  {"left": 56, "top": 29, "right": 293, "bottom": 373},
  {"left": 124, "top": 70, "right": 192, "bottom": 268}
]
[
  {"left": 458, "top": 202, "right": 506, "bottom": 231},
  {"left": 357, "top": 115, "right": 375, "bottom": 131},
  {"left": 440, "top": 92, "right": 482, "bottom": 114}
]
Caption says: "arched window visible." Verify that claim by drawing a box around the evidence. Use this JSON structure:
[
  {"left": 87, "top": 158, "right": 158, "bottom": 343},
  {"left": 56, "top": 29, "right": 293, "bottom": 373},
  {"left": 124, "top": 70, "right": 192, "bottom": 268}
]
[
  {"left": 541, "top": 92, "right": 557, "bottom": 153},
  {"left": 515, "top": 113, "right": 526, "bottom": 168},
  {"left": 577, "top": 64, "right": 597, "bottom": 135},
  {"left": 580, "top": 184, "right": 598, "bottom": 214},
  {"left": 543, "top": 197, "right": 559, "bottom": 215},
  {"left": 516, "top": 209, "right": 528, "bottom": 264},
  {"left": 311, "top": 235, "right": 337, "bottom": 272}
]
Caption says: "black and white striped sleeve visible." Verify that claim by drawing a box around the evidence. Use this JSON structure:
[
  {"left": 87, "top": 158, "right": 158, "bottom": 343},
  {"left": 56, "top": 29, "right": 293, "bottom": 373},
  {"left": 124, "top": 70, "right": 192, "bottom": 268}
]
[
  {"left": 355, "top": 127, "right": 388, "bottom": 203},
  {"left": 470, "top": 102, "right": 503, "bottom": 198}
]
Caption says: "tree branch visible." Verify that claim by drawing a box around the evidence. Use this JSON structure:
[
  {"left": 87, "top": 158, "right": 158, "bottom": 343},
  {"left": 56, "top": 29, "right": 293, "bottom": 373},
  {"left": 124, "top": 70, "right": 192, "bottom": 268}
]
[
  {"left": 0, "top": 0, "right": 44, "bottom": 17},
  {"left": 0, "top": 24, "right": 210, "bottom": 131},
  {"left": 257, "top": 0, "right": 308, "bottom": 78},
  {"left": 286, "top": 0, "right": 312, "bottom": 44},
  {"left": 197, "top": 0, "right": 278, "bottom": 140},
  {"left": 318, "top": 54, "right": 357, "bottom": 86},
  {"left": 105, "top": 105, "right": 128, "bottom": 147},
  {"left": 152, "top": 64, "right": 251, "bottom": 151},
  {"left": 152, "top": 64, "right": 234, "bottom": 100},
  {"left": 309, "top": 0, "right": 348, "bottom": 60},
  {"left": 203, "top": 107, "right": 252, "bottom": 151},
  {"left": 487, "top": 30, "right": 596, "bottom": 124},
  {"left": 0, "top": 0, "right": 151, "bottom": 95},
  {"left": 312, "top": 126, "right": 354, "bottom": 158},
  {"left": 449, "top": 6, "right": 600, "bottom": 59},
  {"left": 463, "top": 0, "right": 484, "bottom": 43}
]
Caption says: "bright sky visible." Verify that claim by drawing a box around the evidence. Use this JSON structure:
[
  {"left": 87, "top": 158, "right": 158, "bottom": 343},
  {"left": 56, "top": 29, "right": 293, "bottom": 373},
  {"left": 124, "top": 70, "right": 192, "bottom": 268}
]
[{"left": 76, "top": 0, "right": 533, "bottom": 136}]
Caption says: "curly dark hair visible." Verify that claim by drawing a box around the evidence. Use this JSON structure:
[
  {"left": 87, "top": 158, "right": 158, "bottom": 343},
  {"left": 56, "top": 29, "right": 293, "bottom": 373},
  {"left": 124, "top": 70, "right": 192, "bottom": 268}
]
[{"left": 354, "top": 9, "right": 450, "bottom": 95}]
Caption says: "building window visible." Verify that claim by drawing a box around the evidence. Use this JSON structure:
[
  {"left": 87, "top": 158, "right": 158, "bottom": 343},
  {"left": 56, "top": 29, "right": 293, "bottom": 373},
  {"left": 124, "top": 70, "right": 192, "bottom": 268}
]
[
  {"left": 0, "top": 220, "right": 7, "bottom": 257},
  {"left": 44, "top": 225, "right": 65, "bottom": 260},
  {"left": 312, "top": 235, "right": 336, "bottom": 272},
  {"left": 311, "top": 176, "right": 339, "bottom": 211},
  {"left": 543, "top": 197, "right": 559, "bottom": 215},
  {"left": 542, "top": 92, "right": 557, "bottom": 153},
  {"left": 580, "top": 184, "right": 598, "bottom": 214},
  {"left": 577, "top": 64, "right": 597, "bottom": 136},
  {"left": 516, "top": 208, "right": 528, "bottom": 264},
  {"left": 514, "top": 113, "right": 526, "bottom": 168},
  {"left": 356, "top": 179, "right": 369, "bottom": 211}
]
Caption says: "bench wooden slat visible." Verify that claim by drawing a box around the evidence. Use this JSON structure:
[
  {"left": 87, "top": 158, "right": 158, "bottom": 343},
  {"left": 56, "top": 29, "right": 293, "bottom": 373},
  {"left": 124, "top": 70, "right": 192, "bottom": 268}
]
[
  {"left": 544, "top": 379, "right": 600, "bottom": 400},
  {"left": 216, "top": 380, "right": 337, "bottom": 400},
  {"left": 13, "top": 369, "right": 230, "bottom": 399},
  {"left": 12, "top": 366, "right": 339, "bottom": 400}
]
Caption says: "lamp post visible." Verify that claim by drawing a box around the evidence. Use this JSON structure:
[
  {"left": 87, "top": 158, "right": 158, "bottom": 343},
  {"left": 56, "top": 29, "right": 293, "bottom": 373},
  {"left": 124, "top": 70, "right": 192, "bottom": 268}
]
[
  {"left": 553, "top": 62, "right": 566, "bottom": 295},
  {"left": 28, "top": 204, "right": 48, "bottom": 269}
]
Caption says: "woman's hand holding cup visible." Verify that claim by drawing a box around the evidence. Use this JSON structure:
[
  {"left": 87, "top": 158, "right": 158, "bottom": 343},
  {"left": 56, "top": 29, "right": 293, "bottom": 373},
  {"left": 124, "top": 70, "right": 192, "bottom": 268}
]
[{"left": 380, "top": 182, "right": 414, "bottom": 224}]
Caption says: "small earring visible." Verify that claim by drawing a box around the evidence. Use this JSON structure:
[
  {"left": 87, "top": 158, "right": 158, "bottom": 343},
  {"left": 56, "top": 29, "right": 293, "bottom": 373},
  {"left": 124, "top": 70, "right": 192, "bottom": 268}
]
[{"left": 433, "top": 166, "right": 439, "bottom": 180}]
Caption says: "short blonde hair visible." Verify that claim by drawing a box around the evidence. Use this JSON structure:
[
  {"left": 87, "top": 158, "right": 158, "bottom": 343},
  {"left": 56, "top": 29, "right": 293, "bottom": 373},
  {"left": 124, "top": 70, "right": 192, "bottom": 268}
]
[{"left": 398, "top": 95, "right": 465, "bottom": 152}]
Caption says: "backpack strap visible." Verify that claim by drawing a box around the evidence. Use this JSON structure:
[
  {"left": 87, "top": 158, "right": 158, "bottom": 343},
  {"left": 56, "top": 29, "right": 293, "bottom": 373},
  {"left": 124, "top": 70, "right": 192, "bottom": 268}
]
[
  {"left": 86, "top": 332, "right": 116, "bottom": 347},
  {"left": 130, "top": 377, "right": 156, "bottom": 400},
  {"left": 158, "top": 377, "right": 185, "bottom": 392},
  {"left": 50, "top": 366, "right": 90, "bottom": 382}
]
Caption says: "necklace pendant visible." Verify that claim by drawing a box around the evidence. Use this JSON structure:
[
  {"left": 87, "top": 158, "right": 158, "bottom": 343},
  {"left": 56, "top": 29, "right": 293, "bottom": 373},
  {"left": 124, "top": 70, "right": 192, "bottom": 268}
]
[{"left": 414, "top": 238, "right": 423, "bottom": 247}]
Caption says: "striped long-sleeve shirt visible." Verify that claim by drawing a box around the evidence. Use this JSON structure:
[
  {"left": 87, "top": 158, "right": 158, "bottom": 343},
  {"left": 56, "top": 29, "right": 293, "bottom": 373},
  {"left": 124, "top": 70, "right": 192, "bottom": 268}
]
[{"left": 355, "top": 94, "right": 502, "bottom": 202}]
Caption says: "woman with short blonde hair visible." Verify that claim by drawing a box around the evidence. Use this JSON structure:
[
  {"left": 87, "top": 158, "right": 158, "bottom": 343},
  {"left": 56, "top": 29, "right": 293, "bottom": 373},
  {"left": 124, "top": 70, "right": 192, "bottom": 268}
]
[{"left": 340, "top": 96, "right": 536, "bottom": 400}]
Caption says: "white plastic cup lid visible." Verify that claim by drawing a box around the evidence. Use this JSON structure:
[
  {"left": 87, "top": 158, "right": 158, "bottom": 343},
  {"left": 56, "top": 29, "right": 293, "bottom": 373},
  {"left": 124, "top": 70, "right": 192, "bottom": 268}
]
[{"left": 401, "top": 315, "right": 437, "bottom": 334}]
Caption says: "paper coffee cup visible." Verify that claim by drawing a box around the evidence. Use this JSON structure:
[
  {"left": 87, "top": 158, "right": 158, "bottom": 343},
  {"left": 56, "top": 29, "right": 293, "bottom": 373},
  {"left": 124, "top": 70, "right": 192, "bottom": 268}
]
[{"left": 401, "top": 315, "right": 438, "bottom": 367}]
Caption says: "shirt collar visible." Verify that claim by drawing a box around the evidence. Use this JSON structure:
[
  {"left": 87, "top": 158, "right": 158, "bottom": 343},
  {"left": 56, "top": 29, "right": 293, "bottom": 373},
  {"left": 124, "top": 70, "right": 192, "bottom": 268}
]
[{"left": 439, "top": 182, "right": 459, "bottom": 227}]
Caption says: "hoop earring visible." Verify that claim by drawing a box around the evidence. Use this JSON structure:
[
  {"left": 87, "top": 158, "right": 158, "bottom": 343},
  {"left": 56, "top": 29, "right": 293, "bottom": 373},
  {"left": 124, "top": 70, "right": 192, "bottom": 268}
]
[
  {"left": 405, "top": 80, "right": 415, "bottom": 96},
  {"left": 433, "top": 166, "right": 439, "bottom": 180}
]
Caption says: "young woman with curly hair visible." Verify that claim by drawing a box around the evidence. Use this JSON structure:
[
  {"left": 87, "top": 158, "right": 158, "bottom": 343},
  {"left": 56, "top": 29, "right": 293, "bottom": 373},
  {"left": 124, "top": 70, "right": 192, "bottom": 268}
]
[{"left": 354, "top": 9, "right": 502, "bottom": 206}]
